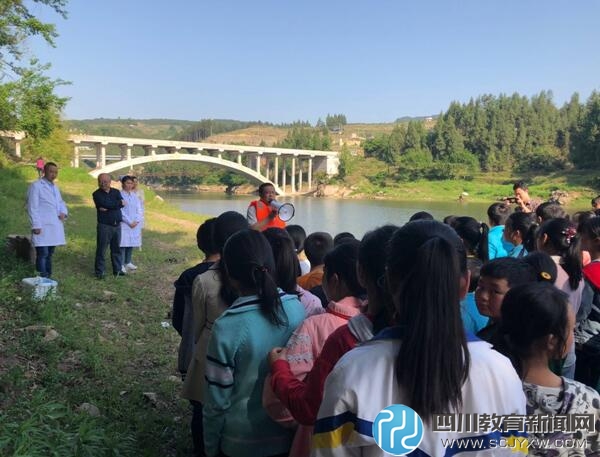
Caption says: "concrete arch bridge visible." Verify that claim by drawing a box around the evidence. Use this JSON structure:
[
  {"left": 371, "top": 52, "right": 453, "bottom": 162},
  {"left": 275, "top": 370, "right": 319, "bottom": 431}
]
[{"left": 1, "top": 132, "right": 339, "bottom": 196}]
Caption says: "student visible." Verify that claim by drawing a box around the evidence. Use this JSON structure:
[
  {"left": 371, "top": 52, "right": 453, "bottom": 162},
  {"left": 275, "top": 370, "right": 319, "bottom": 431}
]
[
  {"left": 474, "top": 258, "right": 536, "bottom": 345},
  {"left": 522, "top": 251, "right": 558, "bottom": 284},
  {"left": 486, "top": 202, "right": 513, "bottom": 259},
  {"left": 267, "top": 226, "right": 397, "bottom": 457},
  {"left": 408, "top": 210, "right": 434, "bottom": 221},
  {"left": 263, "top": 228, "right": 323, "bottom": 318},
  {"left": 333, "top": 232, "right": 356, "bottom": 246},
  {"left": 450, "top": 216, "right": 490, "bottom": 334},
  {"left": 172, "top": 218, "right": 219, "bottom": 380},
  {"left": 575, "top": 216, "right": 600, "bottom": 390},
  {"left": 536, "top": 218, "right": 585, "bottom": 379},
  {"left": 203, "top": 229, "right": 305, "bottom": 457},
  {"left": 592, "top": 195, "right": 600, "bottom": 211},
  {"left": 297, "top": 232, "right": 333, "bottom": 291},
  {"left": 181, "top": 211, "right": 248, "bottom": 457},
  {"left": 535, "top": 201, "right": 566, "bottom": 223},
  {"left": 504, "top": 211, "right": 537, "bottom": 258},
  {"left": 499, "top": 283, "right": 600, "bottom": 454},
  {"left": 313, "top": 221, "right": 526, "bottom": 456},
  {"left": 286, "top": 224, "right": 311, "bottom": 275}
]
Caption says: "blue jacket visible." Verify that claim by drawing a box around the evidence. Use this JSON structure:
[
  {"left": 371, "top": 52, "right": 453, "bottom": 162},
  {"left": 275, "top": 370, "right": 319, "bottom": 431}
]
[
  {"left": 203, "top": 291, "right": 305, "bottom": 457},
  {"left": 488, "top": 225, "right": 513, "bottom": 259}
]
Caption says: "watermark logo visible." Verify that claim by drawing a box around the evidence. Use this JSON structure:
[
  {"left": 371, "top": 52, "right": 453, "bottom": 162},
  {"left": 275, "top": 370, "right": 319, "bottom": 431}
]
[{"left": 373, "top": 404, "right": 424, "bottom": 456}]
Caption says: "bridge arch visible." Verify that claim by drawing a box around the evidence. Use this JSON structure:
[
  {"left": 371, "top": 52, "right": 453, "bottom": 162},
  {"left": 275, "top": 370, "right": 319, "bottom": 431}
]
[{"left": 89, "top": 153, "right": 286, "bottom": 195}]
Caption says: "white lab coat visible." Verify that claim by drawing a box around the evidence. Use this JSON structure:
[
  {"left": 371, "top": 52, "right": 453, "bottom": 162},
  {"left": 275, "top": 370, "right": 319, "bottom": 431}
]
[
  {"left": 120, "top": 191, "right": 143, "bottom": 247},
  {"left": 27, "top": 178, "right": 68, "bottom": 247}
]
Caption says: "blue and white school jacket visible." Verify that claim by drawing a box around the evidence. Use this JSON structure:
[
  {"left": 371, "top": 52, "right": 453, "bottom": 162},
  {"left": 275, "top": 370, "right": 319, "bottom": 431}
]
[{"left": 312, "top": 328, "right": 527, "bottom": 457}]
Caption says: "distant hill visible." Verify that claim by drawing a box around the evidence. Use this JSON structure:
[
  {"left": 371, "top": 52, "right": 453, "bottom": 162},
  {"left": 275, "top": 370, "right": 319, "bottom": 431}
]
[
  {"left": 64, "top": 118, "right": 197, "bottom": 140},
  {"left": 62, "top": 117, "right": 437, "bottom": 155}
]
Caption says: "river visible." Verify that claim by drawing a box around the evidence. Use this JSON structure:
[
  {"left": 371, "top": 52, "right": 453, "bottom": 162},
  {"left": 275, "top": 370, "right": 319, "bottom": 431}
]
[{"left": 161, "top": 192, "right": 497, "bottom": 238}]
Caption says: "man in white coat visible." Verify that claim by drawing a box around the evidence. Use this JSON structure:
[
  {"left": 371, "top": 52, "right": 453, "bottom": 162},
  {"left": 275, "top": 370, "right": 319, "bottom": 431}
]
[{"left": 27, "top": 162, "right": 68, "bottom": 278}]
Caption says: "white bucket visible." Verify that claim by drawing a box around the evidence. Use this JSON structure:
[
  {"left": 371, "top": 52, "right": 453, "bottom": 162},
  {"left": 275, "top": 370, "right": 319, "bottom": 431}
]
[{"left": 22, "top": 277, "right": 58, "bottom": 300}]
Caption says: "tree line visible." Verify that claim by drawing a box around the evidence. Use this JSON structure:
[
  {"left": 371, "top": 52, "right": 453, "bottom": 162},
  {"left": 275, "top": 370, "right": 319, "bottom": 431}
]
[{"left": 362, "top": 91, "right": 600, "bottom": 180}]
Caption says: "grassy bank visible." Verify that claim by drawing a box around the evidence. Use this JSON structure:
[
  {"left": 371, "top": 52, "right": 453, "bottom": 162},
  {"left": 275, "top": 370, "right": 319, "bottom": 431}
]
[
  {"left": 0, "top": 165, "right": 206, "bottom": 456},
  {"left": 341, "top": 157, "right": 598, "bottom": 208}
]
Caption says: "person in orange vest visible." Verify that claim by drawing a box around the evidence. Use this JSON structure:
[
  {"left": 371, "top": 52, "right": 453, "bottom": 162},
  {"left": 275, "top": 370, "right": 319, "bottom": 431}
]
[{"left": 247, "top": 183, "right": 286, "bottom": 231}]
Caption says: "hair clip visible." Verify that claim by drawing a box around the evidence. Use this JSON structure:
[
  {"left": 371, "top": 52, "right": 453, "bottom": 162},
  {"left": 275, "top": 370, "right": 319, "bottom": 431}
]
[
  {"left": 561, "top": 226, "right": 577, "bottom": 244},
  {"left": 540, "top": 272, "right": 551, "bottom": 280}
]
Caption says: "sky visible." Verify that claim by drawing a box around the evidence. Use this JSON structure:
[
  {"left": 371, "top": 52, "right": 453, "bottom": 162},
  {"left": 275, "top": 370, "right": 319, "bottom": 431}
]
[{"left": 29, "top": 0, "right": 600, "bottom": 124}]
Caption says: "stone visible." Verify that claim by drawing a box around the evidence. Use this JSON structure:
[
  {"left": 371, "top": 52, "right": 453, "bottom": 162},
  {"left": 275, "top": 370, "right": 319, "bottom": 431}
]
[
  {"left": 43, "top": 329, "right": 60, "bottom": 342},
  {"left": 77, "top": 402, "right": 101, "bottom": 417}
]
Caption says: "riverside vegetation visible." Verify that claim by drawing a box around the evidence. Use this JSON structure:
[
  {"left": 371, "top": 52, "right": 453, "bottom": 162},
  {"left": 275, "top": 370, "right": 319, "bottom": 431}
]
[{"left": 0, "top": 164, "right": 205, "bottom": 456}]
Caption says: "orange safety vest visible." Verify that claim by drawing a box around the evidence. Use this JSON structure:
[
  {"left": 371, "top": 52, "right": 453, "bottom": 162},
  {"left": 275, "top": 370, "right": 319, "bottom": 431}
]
[{"left": 249, "top": 200, "right": 286, "bottom": 231}]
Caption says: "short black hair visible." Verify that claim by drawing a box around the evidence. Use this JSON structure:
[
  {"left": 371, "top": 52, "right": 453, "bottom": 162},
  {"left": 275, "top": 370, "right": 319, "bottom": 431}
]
[
  {"left": 43, "top": 162, "right": 57, "bottom": 172},
  {"left": 409, "top": 211, "right": 434, "bottom": 222},
  {"left": 480, "top": 257, "right": 536, "bottom": 288},
  {"left": 513, "top": 180, "right": 528, "bottom": 191},
  {"left": 196, "top": 218, "right": 218, "bottom": 256},
  {"left": 258, "top": 182, "right": 276, "bottom": 196},
  {"left": 535, "top": 202, "right": 566, "bottom": 222},
  {"left": 285, "top": 225, "right": 307, "bottom": 252},
  {"left": 333, "top": 232, "right": 356, "bottom": 246},
  {"left": 592, "top": 196, "right": 600, "bottom": 207},
  {"left": 304, "top": 232, "right": 334, "bottom": 266},
  {"left": 487, "top": 202, "right": 511, "bottom": 226}
]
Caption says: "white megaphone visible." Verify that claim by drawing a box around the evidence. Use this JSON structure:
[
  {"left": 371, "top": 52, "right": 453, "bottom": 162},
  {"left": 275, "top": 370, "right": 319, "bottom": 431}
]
[{"left": 270, "top": 200, "right": 295, "bottom": 222}]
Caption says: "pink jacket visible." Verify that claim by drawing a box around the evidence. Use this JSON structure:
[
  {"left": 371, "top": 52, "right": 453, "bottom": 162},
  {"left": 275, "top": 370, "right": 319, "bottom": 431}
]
[{"left": 263, "top": 295, "right": 364, "bottom": 457}]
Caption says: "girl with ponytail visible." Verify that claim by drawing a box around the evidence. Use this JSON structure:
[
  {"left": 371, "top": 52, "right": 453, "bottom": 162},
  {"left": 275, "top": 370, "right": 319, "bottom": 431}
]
[
  {"left": 536, "top": 218, "right": 585, "bottom": 379},
  {"left": 499, "top": 282, "right": 600, "bottom": 454},
  {"left": 203, "top": 229, "right": 305, "bottom": 457},
  {"left": 313, "top": 220, "right": 526, "bottom": 457}
]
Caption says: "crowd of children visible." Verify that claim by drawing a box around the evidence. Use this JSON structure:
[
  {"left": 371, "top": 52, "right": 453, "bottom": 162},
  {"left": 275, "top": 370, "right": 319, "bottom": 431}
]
[{"left": 171, "top": 188, "right": 600, "bottom": 457}]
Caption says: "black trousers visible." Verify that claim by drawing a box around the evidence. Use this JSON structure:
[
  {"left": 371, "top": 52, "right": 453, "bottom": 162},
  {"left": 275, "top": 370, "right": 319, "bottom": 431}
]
[{"left": 95, "top": 223, "right": 122, "bottom": 276}]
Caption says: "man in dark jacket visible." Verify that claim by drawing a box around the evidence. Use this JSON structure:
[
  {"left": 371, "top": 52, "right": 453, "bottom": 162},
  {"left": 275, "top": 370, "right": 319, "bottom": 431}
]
[{"left": 93, "top": 173, "right": 125, "bottom": 278}]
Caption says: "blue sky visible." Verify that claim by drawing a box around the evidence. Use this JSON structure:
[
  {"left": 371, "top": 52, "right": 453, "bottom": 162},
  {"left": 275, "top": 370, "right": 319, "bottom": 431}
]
[{"left": 30, "top": 0, "right": 600, "bottom": 123}]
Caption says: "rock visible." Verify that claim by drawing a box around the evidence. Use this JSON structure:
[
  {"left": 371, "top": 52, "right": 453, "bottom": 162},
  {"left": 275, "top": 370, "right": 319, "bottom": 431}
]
[
  {"left": 43, "top": 329, "right": 60, "bottom": 342},
  {"left": 154, "top": 195, "right": 164, "bottom": 202},
  {"left": 74, "top": 302, "right": 83, "bottom": 309},
  {"left": 78, "top": 402, "right": 101, "bottom": 417},
  {"left": 103, "top": 290, "right": 116, "bottom": 298},
  {"left": 143, "top": 392, "right": 158, "bottom": 406},
  {"left": 167, "top": 375, "right": 181, "bottom": 383}
]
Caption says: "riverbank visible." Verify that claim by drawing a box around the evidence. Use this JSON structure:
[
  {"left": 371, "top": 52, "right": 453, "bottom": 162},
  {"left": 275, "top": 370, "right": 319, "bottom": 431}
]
[
  {"left": 0, "top": 165, "right": 204, "bottom": 456},
  {"left": 144, "top": 160, "right": 598, "bottom": 207}
]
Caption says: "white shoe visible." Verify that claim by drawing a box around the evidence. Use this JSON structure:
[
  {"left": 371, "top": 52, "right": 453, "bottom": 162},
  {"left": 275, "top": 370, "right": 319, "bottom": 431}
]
[
  {"left": 121, "top": 266, "right": 127, "bottom": 274},
  {"left": 126, "top": 263, "right": 137, "bottom": 270}
]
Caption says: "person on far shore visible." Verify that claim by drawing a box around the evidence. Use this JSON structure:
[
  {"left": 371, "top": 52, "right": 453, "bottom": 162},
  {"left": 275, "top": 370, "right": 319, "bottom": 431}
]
[
  {"left": 247, "top": 182, "right": 286, "bottom": 231},
  {"left": 93, "top": 173, "right": 125, "bottom": 279},
  {"left": 512, "top": 180, "right": 542, "bottom": 213},
  {"left": 27, "top": 162, "right": 68, "bottom": 278},
  {"left": 119, "top": 175, "right": 144, "bottom": 272}
]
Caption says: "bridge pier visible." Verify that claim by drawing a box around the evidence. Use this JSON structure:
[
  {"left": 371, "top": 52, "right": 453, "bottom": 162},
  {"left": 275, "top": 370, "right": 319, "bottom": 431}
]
[
  {"left": 282, "top": 158, "right": 287, "bottom": 193},
  {"left": 274, "top": 155, "right": 279, "bottom": 187},
  {"left": 308, "top": 157, "right": 313, "bottom": 190},
  {"left": 291, "top": 157, "right": 296, "bottom": 193},
  {"left": 96, "top": 142, "right": 107, "bottom": 168},
  {"left": 299, "top": 161, "right": 303, "bottom": 192}
]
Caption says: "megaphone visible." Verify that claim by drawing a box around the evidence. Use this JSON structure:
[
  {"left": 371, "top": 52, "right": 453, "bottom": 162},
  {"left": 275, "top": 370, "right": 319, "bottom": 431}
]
[{"left": 270, "top": 200, "right": 295, "bottom": 222}]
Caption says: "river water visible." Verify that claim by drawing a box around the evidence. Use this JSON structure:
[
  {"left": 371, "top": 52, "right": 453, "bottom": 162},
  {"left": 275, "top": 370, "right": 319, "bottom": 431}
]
[{"left": 161, "top": 192, "right": 496, "bottom": 238}]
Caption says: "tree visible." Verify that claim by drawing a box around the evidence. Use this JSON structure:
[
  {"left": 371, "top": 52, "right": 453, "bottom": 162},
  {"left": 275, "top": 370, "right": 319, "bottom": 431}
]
[{"left": 0, "top": 0, "right": 69, "bottom": 144}]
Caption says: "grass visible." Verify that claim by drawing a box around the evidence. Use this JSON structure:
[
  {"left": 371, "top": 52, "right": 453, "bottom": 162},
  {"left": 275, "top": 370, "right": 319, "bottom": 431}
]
[
  {"left": 0, "top": 164, "right": 207, "bottom": 456},
  {"left": 338, "top": 157, "right": 598, "bottom": 210}
]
